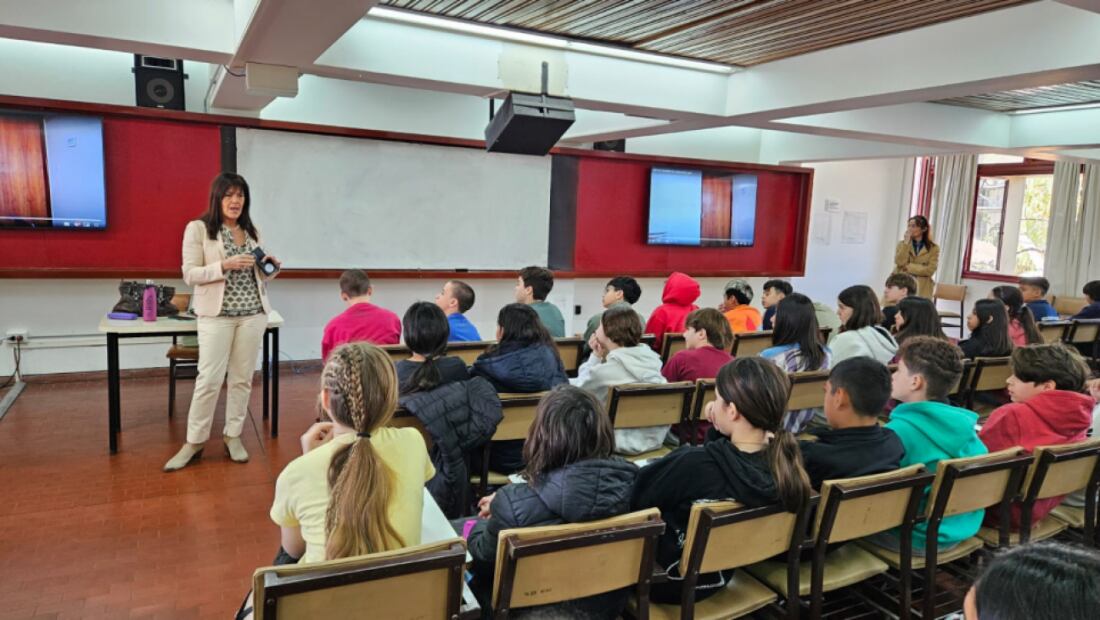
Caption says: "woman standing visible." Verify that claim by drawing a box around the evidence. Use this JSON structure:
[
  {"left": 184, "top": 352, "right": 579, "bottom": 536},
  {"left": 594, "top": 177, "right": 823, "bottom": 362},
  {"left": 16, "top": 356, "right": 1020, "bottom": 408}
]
[
  {"left": 165, "top": 173, "right": 280, "bottom": 472},
  {"left": 893, "top": 215, "right": 940, "bottom": 298}
]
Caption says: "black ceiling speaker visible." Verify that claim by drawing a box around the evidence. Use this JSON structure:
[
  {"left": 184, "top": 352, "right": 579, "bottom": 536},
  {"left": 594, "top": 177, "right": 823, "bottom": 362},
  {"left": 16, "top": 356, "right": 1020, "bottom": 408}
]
[
  {"left": 485, "top": 62, "right": 574, "bottom": 156},
  {"left": 133, "top": 55, "right": 187, "bottom": 110},
  {"left": 594, "top": 139, "right": 626, "bottom": 152}
]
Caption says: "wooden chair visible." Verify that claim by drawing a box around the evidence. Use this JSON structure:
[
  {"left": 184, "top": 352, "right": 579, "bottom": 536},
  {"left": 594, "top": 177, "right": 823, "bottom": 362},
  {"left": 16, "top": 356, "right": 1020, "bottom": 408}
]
[
  {"left": 251, "top": 538, "right": 470, "bottom": 620},
  {"left": 388, "top": 406, "right": 432, "bottom": 448},
  {"left": 962, "top": 356, "right": 1012, "bottom": 416},
  {"left": 660, "top": 334, "right": 687, "bottom": 364},
  {"left": 684, "top": 379, "right": 717, "bottom": 447},
  {"left": 1053, "top": 295, "right": 1088, "bottom": 318},
  {"left": 554, "top": 336, "right": 586, "bottom": 376},
  {"left": 635, "top": 500, "right": 814, "bottom": 620},
  {"left": 380, "top": 343, "right": 413, "bottom": 364},
  {"left": 641, "top": 333, "right": 657, "bottom": 350},
  {"left": 607, "top": 382, "right": 696, "bottom": 461},
  {"left": 859, "top": 448, "right": 1033, "bottom": 620},
  {"left": 747, "top": 465, "right": 934, "bottom": 619},
  {"left": 730, "top": 331, "right": 774, "bottom": 357},
  {"left": 166, "top": 293, "right": 198, "bottom": 416},
  {"left": 1038, "top": 320, "right": 1070, "bottom": 344},
  {"left": 491, "top": 509, "right": 665, "bottom": 619},
  {"left": 380, "top": 340, "right": 492, "bottom": 366},
  {"left": 933, "top": 283, "right": 967, "bottom": 339},
  {"left": 786, "top": 371, "right": 829, "bottom": 412},
  {"left": 1067, "top": 319, "right": 1100, "bottom": 363},
  {"left": 982, "top": 438, "right": 1100, "bottom": 548},
  {"left": 473, "top": 392, "right": 545, "bottom": 496},
  {"left": 948, "top": 360, "right": 974, "bottom": 401}
]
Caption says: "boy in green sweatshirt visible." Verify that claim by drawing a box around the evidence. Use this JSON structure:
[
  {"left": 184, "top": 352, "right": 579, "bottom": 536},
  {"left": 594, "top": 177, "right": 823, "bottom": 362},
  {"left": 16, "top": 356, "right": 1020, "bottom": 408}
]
[{"left": 870, "top": 336, "right": 988, "bottom": 554}]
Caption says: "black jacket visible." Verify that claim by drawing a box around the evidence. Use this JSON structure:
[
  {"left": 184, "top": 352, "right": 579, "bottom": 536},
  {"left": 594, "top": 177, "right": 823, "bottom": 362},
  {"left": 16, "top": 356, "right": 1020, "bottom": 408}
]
[
  {"left": 399, "top": 377, "right": 501, "bottom": 517},
  {"left": 470, "top": 342, "right": 568, "bottom": 393},
  {"left": 799, "top": 426, "right": 905, "bottom": 490},
  {"left": 631, "top": 438, "right": 778, "bottom": 602},
  {"left": 468, "top": 458, "right": 639, "bottom": 618}
]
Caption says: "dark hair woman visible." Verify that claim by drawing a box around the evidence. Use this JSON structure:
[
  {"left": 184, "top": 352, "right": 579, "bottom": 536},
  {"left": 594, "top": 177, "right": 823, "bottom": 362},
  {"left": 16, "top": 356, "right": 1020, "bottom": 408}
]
[
  {"left": 831, "top": 285, "right": 898, "bottom": 365},
  {"left": 990, "top": 286, "right": 1043, "bottom": 346},
  {"left": 959, "top": 298, "right": 1014, "bottom": 359},
  {"left": 893, "top": 215, "right": 940, "bottom": 298},
  {"left": 894, "top": 296, "right": 950, "bottom": 345},
  {"left": 964, "top": 542, "right": 1100, "bottom": 620},
  {"left": 760, "top": 293, "right": 832, "bottom": 431},
  {"left": 166, "top": 172, "right": 281, "bottom": 472},
  {"left": 395, "top": 302, "right": 470, "bottom": 395}
]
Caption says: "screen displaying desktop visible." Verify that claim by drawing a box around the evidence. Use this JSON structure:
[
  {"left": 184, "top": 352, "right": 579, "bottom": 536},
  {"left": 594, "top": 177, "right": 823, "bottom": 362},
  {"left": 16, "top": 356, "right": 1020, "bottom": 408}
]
[
  {"left": 0, "top": 111, "right": 107, "bottom": 229},
  {"left": 647, "top": 167, "right": 757, "bottom": 247}
]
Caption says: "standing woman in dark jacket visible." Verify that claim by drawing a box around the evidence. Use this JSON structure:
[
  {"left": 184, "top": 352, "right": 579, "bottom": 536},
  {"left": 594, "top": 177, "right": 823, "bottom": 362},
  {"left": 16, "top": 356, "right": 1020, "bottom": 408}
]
[
  {"left": 470, "top": 303, "right": 569, "bottom": 473},
  {"left": 631, "top": 357, "right": 812, "bottom": 604},
  {"left": 395, "top": 302, "right": 470, "bottom": 395},
  {"left": 959, "top": 299, "right": 1014, "bottom": 359},
  {"left": 466, "top": 385, "right": 638, "bottom": 618}
]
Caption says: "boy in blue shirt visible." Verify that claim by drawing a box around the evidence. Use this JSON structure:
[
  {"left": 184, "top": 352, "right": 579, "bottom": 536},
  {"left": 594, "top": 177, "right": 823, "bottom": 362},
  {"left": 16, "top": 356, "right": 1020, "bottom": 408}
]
[
  {"left": 1072, "top": 280, "right": 1100, "bottom": 320},
  {"left": 435, "top": 280, "right": 481, "bottom": 342},
  {"left": 1018, "top": 277, "right": 1058, "bottom": 321}
]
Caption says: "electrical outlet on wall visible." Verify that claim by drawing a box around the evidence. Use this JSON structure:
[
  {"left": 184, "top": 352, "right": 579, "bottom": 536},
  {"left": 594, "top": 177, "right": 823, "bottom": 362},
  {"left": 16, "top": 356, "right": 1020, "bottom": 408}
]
[{"left": 5, "top": 328, "right": 28, "bottom": 342}]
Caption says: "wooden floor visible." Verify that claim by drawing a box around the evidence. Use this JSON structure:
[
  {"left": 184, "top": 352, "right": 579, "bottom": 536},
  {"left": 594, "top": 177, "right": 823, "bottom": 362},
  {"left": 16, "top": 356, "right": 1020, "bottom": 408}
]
[{"left": 0, "top": 369, "right": 323, "bottom": 620}]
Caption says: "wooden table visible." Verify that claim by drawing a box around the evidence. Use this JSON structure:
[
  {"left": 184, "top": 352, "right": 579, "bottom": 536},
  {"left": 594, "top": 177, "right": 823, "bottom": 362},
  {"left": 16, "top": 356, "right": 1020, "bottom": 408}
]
[{"left": 97, "top": 311, "right": 284, "bottom": 454}]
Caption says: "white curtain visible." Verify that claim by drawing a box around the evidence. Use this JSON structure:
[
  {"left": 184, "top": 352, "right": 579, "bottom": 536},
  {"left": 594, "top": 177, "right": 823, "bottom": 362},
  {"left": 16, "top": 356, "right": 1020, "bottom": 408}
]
[
  {"left": 928, "top": 154, "right": 978, "bottom": 286},
  {"left": 1045, "top": 162, "right": 1100, "bottom": 297},
  {"left": 1074, "top": 165, "right": 1100, "bottom": 292}
]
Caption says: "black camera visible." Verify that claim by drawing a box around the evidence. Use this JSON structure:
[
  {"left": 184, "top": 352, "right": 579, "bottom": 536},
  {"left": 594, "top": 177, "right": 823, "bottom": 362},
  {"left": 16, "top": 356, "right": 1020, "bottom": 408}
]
[{"left": 251, "top": 247, "right": 279, "bottom": 276}]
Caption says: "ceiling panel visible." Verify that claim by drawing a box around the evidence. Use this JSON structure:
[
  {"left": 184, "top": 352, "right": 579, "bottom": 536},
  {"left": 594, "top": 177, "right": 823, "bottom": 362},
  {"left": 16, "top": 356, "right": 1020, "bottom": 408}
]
[{"left": 936, "top": 81, "right": 1100, "bottom": 113}]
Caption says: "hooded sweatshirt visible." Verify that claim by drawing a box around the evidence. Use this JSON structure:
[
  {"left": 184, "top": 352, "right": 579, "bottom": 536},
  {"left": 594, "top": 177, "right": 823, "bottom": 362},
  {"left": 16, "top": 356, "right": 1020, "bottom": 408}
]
[
  {"left": 979, "top": 390, "right": 1094, "bottom": 529},
  {"left": 645, "top": 272, "right": 701, "bottom": 353},
  {"left": 572, "top": 344, "right": 668, "bottom": 454},
  {"left": 467, "top": 458, "right": 638, "bottom": 618},
  {"left": 830, "top": 325, "right": 898, "bottom": 365},
  {"left": 632, "top": 440, "right": 778, "bottom": 603},
  {"left": 886, "top": 400, "right": 989, "bottom": 549}
]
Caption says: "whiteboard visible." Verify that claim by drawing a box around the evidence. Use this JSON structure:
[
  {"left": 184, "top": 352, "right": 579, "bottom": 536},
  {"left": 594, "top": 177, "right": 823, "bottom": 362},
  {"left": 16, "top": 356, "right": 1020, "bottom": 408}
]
[{"left": 236, "top": 128, "right": 551, "bottom": 269}]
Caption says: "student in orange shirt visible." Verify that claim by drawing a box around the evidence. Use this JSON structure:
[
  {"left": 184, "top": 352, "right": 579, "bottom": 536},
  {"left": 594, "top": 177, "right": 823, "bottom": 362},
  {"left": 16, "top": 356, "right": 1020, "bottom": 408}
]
[{"left": 721, "top": 278, "right": 762, "bottom": 334}]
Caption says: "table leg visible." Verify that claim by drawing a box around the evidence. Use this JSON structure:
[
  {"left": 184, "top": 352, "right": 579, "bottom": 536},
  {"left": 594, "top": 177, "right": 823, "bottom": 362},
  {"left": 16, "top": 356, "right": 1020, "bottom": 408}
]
[
  {"left": 107, "top": 333, "right": 121, "bottom": 454},
  {"left": 272, "top": 327, "right": 280, "bottom": 437},
  {"left": 262, "top": 329, "right": 270, "bottom": 420}
]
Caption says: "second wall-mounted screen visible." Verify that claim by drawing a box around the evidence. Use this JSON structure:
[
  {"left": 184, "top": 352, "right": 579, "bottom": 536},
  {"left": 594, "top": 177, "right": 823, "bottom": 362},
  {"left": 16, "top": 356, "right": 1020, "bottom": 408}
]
[{"left": 647, "top": 167, "right": 757, "bottom": 247}]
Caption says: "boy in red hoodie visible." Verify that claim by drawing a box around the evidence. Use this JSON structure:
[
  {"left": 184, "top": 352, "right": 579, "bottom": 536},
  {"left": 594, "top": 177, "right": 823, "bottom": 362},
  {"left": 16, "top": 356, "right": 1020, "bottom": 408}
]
[
  {"left": 645, "top": 272, "right": 700, "bottom": 353},
  {"left": 979, "top": 343, "right": 1094, "bottom": 530}
]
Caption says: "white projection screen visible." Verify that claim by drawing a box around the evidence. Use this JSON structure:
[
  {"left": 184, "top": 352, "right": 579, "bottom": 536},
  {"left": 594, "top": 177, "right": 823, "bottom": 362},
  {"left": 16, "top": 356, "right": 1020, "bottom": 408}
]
[{"left": 236, "top": 128, "right": 551, "bottom": 269}]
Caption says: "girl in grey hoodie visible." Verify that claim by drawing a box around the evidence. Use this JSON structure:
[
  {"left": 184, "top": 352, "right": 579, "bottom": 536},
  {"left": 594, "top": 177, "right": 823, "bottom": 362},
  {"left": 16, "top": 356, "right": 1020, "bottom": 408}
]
[{"left": 832, "top": 285, "right": 898, "bottom": 364}]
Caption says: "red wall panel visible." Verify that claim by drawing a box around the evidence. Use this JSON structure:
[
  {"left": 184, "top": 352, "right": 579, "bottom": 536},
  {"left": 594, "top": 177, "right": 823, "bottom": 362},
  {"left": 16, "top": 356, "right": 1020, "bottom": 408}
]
[
  {"left": 571, "top": 157, "right": 812, "bottom": 276},
  {"left": 0, "top": 117, "right": 220, "bottom": 273}
]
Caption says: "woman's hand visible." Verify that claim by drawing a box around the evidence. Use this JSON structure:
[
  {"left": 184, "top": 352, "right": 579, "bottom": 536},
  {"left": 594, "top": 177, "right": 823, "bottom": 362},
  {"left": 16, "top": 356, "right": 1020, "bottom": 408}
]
[
  {"left": 903, "top": 229, "right": 912, "bottom": 243},
  {"left": 266, "top": 255, "right": 282, "bottom": 270},
  {"left": 477, "top": 493, "right": 496, "bottom": 518},
  {"left": 300, "top": 421, "right": 335, "bottom": 454},
  {"left": 221, "top": 254, "right": 255, "bottom": 271},
  {"left": 1087, "top": 378, "right": 1100, "bottom": 402},
  {"left": 704, "top": 401, "right": 717, "bottom": 426},
  {"left": 588, "top": 334, "right": 606, "bottom": 360}
]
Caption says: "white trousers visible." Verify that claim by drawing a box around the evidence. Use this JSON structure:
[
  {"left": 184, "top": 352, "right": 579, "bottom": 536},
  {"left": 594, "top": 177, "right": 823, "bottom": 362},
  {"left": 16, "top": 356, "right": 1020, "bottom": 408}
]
[{"left": 185, "top": 313, "right": 267, "bottom": 444}]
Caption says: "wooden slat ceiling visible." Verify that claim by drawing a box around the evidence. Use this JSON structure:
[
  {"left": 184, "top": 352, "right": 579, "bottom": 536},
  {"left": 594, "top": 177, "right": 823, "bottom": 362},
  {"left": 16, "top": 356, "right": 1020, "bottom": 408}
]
[
  {"left": 378, "top": 0, "right": 1034, "bottom": 66},
  {"left": 936, "top": 81, "right": 1100, "bottom": 113}
]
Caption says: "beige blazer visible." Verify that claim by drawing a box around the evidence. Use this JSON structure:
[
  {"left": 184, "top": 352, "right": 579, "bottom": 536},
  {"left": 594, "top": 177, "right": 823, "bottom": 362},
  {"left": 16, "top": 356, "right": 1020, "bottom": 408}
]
[
  {"left": 181, "top": 219, "right": 275, "bottom": 317},
  {"left": 893, "top": 240, "right": 940, "bottom": 299}
]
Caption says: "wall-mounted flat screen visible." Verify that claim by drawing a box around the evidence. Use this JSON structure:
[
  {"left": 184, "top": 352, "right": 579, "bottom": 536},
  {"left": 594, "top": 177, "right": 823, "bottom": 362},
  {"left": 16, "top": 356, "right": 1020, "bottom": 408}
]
[
  {"left": 647, "top": 167, "right": 757, "bottom": 247},
  {"left": 0, "top": 111, "right": 106, "bottom": 229}
]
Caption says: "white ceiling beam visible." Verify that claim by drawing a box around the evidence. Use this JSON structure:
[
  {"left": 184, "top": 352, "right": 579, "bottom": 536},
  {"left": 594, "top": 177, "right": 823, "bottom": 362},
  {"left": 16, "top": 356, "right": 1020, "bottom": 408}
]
[
  {"left": 1009, "top": 107, "right": 1100, "bottom": 149},
  {"left": 1055, "top": 0, "right": 1100, "bottom": 13}
]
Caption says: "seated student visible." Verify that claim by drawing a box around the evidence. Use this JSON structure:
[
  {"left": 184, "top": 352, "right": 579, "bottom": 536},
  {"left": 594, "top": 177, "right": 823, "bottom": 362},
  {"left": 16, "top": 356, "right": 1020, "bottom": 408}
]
[
  {"left": 963, "top": 541, "right": 1100, "bottom": 620},
  {"left": 991, "top": 286, "right": 1043, "bottom": 347},
  {"left": 1061, "top": 377, "right": 1100, "bottom": 510},
  {"left": 514, "top": 266, "right": 565, "bottom": 337},
  {"left": 864, "top": 336, "right": 988, "bottom": 555},
  {"left": 662, "top": 308, "right": 733, "bottom": 443},
  {"left": 434, "top": 280, "right": 480, "bottom": 342},
  {"left": 893, "top": 296, "right": 951, "bottom": 346},
  {"left": 1018, "top": 276, "right": 1059, "bottom": 321},
  {"left": 471, "top": 303, "right": 568, "bottom": 473},
  {"left": 394, "top": 302, "right": 470, "bottom": 395},
  {"left": 721, "top": 278, "right": 763, "bottom": 334},
  {"left": 883, "top": 273, "right": 918, "bottom": 331},
  {"left": 760, "top": 279, "right": 792, "bottom": 330},
  {"left": 645, "top": 271, "right": 701, "bottom": 353},
  {"left": 831, "top": 285, "right": 899, "bottom": 364},
  {"left": 321, "top": 270, "right": 401, "bottom": 360},
  {"left": 466, "top": 386, "right": 638, "bottom": 618},
  {"left": 759, "top": 293, "right": 833, "bottom": 432},
  {"left": 631, "top": 357, "right": 811, "bottom": 604},
  {"left": 959, "top": 298, "right": 1014, "bottom": 360},
  {"left": 813, "top": 298, "right": 843, "bottom": 342},
  {"left": 1072, "top": 280, "right": 1100, "bottom": 319},
  {"left": 800, "top": 357, "right": 905, "bottom": 489},
  {"left": 979, "top": 344, "right": 1093, "bottom": 530},
  {"left": 573, "top": 305, "right": 667, "bottom": 455},
  {"left": 583, "top": 276, "right": 645, "bottom": 356}
]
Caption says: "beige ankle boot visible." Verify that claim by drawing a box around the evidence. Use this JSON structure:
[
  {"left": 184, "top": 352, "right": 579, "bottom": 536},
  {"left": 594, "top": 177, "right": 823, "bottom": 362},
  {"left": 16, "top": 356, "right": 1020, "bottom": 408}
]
[
  {"left": 224, "top": 435, "right": 249, "bottom": 463},
  {"left": 163, "top": 443, "right": 203, "bottom": 472}
]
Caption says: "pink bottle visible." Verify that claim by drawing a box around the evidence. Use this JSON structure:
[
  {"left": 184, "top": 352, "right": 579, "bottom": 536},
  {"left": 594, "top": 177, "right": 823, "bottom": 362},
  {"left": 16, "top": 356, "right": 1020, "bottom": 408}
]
[{"left": 142, "top": 280, "right": 157, "bottom": 322}]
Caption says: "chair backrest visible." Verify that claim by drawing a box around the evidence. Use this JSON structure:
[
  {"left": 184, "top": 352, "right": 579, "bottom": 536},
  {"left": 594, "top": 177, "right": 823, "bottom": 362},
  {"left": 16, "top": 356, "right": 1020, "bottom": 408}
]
[
  {"left": 813, "top": 464, "right": 932, "bottom": 544},
  {"left": 1038, "top": 321, "right": 1070, "bottom": 344},
  {"left": 787, "top": 370, "right": 830, "bottom": 412},
  {"left": 933, "top": 283, "right": 967, "bottom": 303},
  {"left": 660, "top": 333, "right": 687, "bottom": 364},
  {"left": 554, "top": 337, "right": 585, "bottom": 375},
  {"left": 687, "top": 379, "right": 717, "bottom": 444},
  {"left": 492, "top": 392, "right": 546, "bottom": 442},
  {"left": 252, "top": 538, "right": 467, "bottom": 620},
  {"left": 1053, "top": 295, "right": 1088, "bottom": 317},
  {"left": 491, "top": 508, "right": 664, "bottom": 612},
  {"left": 926, "top": 448, "right": 1032, "bottom": 526},
  {"left": 949, "top": 360, "right": 974, "bottom": 398},
  {"left": 731, "top": 330, "right": 774, "bottom": 357},
  {"left": 641, "top": 333, "right": 657, "bottom": 349},
  {"left": 681, "top": 500, "right": 811, "bottom": 577},
  {"left": 389, "top": 407, "right": 432, "bottom": 448},
  {"left": 380, "top": 343, "right": 413, "bottom": 364},
  {"left": 447, "top": 340, "right": 494, "bottom": 365},
  {"left": 1068, "top": 320, "right": 1100, "bottom": 346},
  {"left": 969, "top": 356, "right": 1013, "bottom": 393},
  {"left": 170, "top": 293, "right": 192, "bottom": 314},
  {"left": 606, "top": 382, "right": 695, "bottom": 429},
  {"left": 1023, "top": 438, "right": 1100, "bottom": 503}
]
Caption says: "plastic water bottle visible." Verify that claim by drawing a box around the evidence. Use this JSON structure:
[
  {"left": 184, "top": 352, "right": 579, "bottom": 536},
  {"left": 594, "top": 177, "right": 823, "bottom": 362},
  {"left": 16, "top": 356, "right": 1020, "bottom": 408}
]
[{"left": 142, "top": 280, "right": 157, "bottom": 322}]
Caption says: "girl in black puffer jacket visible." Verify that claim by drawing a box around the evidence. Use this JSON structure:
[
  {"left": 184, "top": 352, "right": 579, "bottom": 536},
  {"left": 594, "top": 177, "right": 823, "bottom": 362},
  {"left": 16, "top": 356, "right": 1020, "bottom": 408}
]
[{"left": 466, "top": 385, "right": 638, "bottom": 619}]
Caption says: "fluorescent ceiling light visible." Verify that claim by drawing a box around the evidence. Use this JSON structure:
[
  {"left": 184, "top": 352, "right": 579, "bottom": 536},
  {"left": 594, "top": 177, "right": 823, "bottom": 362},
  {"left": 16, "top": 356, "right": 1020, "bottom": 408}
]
[
  {"left": 367, "top": 7, "right": 735, "bottom": 75},
  {"left": 1010, "top": 102, "right": 1100, "bottom": 115}
]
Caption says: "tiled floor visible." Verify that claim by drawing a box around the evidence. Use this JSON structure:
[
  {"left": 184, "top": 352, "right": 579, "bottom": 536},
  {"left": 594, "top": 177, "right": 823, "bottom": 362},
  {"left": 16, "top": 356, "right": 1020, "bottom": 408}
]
[{"left": 0, "top": 370, "right": 323, "bottom": 620}]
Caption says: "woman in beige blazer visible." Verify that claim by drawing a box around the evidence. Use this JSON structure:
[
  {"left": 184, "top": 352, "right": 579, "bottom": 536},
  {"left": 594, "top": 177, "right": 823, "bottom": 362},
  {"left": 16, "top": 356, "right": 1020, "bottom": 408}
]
[
  {"left": 893, "top": 215, "right": 940, "bottom": 299},
  {"left": 165, "top": 172, "right": 280, "bottom": 472}
]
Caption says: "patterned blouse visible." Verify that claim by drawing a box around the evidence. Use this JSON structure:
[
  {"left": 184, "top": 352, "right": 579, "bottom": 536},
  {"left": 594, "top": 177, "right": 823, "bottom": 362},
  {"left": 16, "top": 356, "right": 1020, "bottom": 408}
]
[{"left": 219, "top": 225, "right": 264, "bottom": 317}]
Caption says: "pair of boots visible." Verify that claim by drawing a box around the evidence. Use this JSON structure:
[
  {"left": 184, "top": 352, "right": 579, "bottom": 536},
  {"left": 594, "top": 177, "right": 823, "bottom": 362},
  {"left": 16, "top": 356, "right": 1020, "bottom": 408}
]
[{"left": 164, "top": 435, "right": 248, "bottom": 472}]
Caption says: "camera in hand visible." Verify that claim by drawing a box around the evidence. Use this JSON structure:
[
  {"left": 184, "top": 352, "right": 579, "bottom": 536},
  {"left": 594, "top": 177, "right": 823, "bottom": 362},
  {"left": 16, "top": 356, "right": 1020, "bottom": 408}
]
[{"left": 251, "top": 247, "right": 279, "bottom": 276}]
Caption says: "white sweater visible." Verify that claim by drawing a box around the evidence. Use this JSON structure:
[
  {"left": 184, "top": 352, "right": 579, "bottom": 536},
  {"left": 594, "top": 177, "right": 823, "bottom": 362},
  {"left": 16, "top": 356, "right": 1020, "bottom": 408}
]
[
  {"left": 571, "top": 344, "right": 667, "bottom": 455},
  {"left": 830, "top": 325, "right": 898, "bottom": 365}
]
